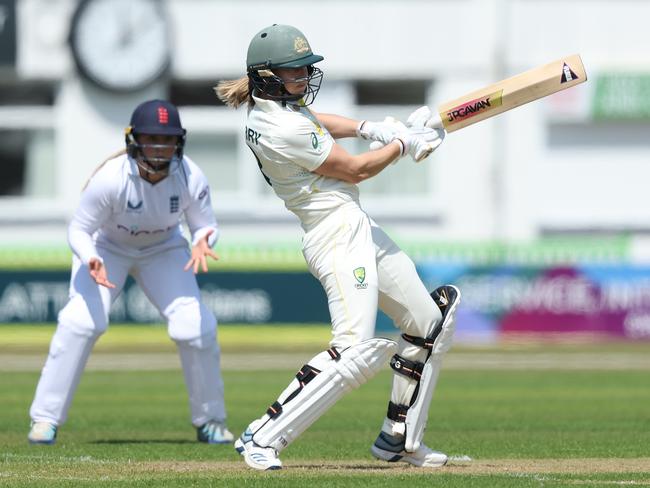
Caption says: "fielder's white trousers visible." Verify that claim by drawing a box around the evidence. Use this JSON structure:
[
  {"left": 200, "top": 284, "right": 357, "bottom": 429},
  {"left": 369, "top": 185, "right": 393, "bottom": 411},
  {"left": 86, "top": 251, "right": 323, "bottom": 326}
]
[
  {"left": 29, "top": 245, "right": 226, "bottom": 427},
  {"left": 302, "top": 202, "right": 443, "bottom": 416}
]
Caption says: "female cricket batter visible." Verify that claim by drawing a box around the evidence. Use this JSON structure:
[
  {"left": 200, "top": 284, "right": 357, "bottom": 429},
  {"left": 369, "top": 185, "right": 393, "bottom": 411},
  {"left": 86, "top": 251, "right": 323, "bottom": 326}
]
[
  {"left": 217, "top": 25, "right": 460, "bottom": 470},
  {"left": 27, "top": 100, "right": 233, "bottom": 446}
]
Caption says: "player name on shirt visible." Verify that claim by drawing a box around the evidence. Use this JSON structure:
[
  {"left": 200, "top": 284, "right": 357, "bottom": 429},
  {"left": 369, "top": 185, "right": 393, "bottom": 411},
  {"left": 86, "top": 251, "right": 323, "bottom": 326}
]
[{"left": 245, "top": 126, "right": 262, "bottom": 145}]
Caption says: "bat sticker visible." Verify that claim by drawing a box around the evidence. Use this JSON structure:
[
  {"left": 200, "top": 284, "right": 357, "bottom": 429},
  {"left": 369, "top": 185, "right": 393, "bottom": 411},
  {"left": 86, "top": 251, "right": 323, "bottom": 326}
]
[
  {"left": 444, "top": 90, "right": 503, "bottom": 126},
  {"left": 561, "top": 63, "right": 578, "bottom": 83}
]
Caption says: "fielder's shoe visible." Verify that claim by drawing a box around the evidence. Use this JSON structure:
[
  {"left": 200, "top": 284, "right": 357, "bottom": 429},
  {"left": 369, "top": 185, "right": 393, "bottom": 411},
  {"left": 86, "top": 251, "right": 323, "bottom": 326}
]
[
  {"left": 197, "top": 420, "right": 235, "bottom": 444},
  {"left": 28, "top": 422, "right": 57, "bottom": 445},
  {"left": 234, "top": 426, "right": 282, "bottom": 471},
  {"left": 371, "top": 431, "right": 448, "bottom": 468}
]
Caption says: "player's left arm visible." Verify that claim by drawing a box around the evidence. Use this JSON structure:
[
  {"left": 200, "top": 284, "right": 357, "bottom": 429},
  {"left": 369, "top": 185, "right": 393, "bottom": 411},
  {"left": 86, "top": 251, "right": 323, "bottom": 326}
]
[
  {"left": 313, "top": 110, "right": 411, "bottom": 144},
  {"left": 182, "top": 158, "right": 220, "bottom": 273},
  {"left": 311, "top": 112, "right": 358, "bottom": 139}
]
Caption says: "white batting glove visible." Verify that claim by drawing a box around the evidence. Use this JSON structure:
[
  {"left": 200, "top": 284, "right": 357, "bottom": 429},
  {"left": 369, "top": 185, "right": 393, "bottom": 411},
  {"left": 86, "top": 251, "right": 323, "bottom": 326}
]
[
  {"left": 407, "top": 105, "right": 445, "bottom": 130},
  {"left": 407, "top": 106, "right": 433, "bottom": 128},
  {"left": 365, "top": 116, "right": 407, "bottom": 153},
  {"left": 365, "top": 115, "right": 444, "bottom": 161},
  {"left": 356, "top": 118, "right": 405, "bottom": 145},
  {"left": 394, "top": 126, "right": 445, "bottom": 162}
]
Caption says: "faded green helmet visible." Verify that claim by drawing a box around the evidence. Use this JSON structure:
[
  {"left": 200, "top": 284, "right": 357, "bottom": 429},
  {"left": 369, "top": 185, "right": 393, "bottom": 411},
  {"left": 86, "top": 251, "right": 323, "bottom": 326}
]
[
  {"left": 247, "top": 24, "right": 324, "bottom": 70},
  {"left": 246, "top": 24, "right": 324, "bottom": 106}
]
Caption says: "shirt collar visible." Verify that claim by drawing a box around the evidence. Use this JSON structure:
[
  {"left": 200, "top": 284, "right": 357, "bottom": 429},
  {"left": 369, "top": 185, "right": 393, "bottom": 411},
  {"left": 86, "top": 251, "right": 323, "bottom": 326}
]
[
  {"left": 127, "top": 154, "right": 140, "bottom": 176},
  {"left": 252, "top": 94, "right": 305, "bottom": 113}
]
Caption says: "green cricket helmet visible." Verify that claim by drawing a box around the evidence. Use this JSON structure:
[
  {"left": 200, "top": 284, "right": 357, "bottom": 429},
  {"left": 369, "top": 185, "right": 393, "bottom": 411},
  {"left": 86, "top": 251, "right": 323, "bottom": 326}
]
[{"left": 246, "top": 24, "right": 324, "bottom": 106}]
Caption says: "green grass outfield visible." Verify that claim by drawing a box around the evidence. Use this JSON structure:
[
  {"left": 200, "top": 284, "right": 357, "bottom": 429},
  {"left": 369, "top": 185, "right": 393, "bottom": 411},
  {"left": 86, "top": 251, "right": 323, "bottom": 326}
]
[{"left": 1, "top": 324, "right": 650, "bottom": 487}]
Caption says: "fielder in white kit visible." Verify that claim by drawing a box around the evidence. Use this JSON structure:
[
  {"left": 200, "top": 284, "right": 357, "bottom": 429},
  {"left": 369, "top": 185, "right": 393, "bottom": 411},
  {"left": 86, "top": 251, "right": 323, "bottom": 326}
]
[
  {"left": 28, "top": 100, "right": 234, "bottom": 446},
  {"left": 217, "top": 24, "right": 461, "bottom": 471}
]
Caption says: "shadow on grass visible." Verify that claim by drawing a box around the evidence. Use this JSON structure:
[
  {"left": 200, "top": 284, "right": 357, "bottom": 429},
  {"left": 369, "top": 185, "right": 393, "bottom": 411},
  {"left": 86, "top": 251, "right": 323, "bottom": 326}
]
[
  {"left": 90, "top": 439, "right": 196, "bottom": 445},
  {"left": 288, "top": 462, "right": 396, "bottom": 471}
]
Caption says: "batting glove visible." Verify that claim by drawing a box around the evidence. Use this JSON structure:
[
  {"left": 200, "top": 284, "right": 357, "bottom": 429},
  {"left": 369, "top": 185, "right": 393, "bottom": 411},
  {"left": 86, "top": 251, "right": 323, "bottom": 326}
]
[
  {"left": 356, "top": 118, "right": 405, "bottom": 145},
  {"left": 394, "top": 126, "right": 445, "bottom": 162},
  {"left": 407, "top": 106, "right": 433, "bottom": 128},
  {"left": 365, "top": 116, "right": 444, "bottom": 162},
  {"left": 407, "top": 105, "right": 445, "bottom": 131}
]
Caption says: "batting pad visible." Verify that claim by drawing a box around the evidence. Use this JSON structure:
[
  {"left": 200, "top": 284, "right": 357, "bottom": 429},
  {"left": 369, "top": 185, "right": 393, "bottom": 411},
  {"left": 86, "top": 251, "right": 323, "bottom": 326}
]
[
  {"left": 404, "top": 287, "right": 461, "bottom": 452},
  {"left": 253, "top": 337, "right": 397, "bottom": 452}
]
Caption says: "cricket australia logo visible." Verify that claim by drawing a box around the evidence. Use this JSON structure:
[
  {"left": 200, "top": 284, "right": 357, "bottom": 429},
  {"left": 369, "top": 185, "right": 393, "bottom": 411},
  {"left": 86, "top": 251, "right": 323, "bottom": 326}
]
[
  {"left": 310, "top": 132, "right": 319, "bottom": 149},
  {"left": 353, "top": 267, "right": 368, "bottom": 289},
  {"left": 169, "top": 195, "right": 179, "bottom": 213},
  {"left": 294, "top": 36, "right": 309, "bottom": 54}
]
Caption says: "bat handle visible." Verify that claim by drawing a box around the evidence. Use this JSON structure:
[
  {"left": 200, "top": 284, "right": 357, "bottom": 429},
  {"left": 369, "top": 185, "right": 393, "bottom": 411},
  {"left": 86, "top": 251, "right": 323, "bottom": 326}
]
[{"left": 425, "top": 112, "right": 444, "bottom": 130}]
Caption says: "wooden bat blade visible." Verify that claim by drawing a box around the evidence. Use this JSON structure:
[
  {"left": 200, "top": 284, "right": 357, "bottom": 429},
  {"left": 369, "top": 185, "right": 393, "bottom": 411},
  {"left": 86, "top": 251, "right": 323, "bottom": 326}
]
[{"left": 432, "top": 54, "right": 587, "bottom": 132}]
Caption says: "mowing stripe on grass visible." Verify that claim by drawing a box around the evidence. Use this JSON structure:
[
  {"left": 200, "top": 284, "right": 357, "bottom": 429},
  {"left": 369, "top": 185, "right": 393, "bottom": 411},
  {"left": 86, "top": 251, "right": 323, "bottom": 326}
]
[{"left": 3, "top": 351, "right": 650, "bottom": 371}]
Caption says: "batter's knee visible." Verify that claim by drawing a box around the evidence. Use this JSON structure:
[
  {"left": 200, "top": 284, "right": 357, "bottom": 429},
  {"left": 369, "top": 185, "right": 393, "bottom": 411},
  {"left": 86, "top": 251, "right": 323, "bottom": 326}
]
[
  {"left": 330, "top": 327, "right": 376, "bottom": 351},
  {"left": 406, "top": 301, "right": 443, "bottom": 339},
  {"left": 383, "top": 295, "right": 442, "bottom": 341},
  {"left": 167, "top": 297, "right": 217, "bottom": 348},
  {"left": 57, "top": 295, "right": 109, "bottom": 337}
]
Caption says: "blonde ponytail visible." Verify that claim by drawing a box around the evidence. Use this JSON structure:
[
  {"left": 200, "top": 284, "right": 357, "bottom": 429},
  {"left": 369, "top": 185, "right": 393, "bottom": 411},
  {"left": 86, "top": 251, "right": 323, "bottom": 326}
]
[
  {"left": 215, "top": 76, "right": 252, "bottom": 109},
  {"left": 82, "top": 149, "right": 127, "bottom": 191}
]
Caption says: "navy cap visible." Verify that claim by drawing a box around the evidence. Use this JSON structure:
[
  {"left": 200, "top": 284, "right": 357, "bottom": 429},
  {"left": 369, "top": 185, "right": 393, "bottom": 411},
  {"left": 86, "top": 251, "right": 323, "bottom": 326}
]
[{"left": 128, "top": 99, "right": 185, "bottom": 136}]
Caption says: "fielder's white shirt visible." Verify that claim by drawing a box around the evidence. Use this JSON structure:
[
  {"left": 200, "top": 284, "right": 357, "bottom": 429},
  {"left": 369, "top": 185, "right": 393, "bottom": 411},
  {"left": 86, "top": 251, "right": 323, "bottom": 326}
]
[
  {"left": 246, "top": 95, "right": 360, "bottom": 231},
  {"left": 69, "top": 153, "right": 218, "bottom": 265}
]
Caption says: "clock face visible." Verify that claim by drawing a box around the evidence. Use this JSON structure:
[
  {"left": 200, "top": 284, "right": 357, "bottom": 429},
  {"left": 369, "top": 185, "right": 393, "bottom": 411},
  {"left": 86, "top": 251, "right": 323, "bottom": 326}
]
[{"left": 69, "top": 0, "right": 170, "bottom": 92}]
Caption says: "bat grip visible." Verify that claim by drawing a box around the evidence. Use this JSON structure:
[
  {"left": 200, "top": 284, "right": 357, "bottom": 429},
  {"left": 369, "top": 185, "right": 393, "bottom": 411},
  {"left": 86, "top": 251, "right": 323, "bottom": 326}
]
[{"left": 425, "top": 112, "right": 444, "bottom": 130}]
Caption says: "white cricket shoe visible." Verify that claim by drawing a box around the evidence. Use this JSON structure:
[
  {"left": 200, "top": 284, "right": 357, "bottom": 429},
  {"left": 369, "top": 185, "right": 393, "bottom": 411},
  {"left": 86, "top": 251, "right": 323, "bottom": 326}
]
[
  {"left": 28, "top": 422, "right": 57, "bottom": 445},
  {"left": 196, "top": 420, "right": 234, "bottom": 444},
  {"left": 234, "top": 426, "right": 282, "bottom": 471},
  {"left": 371, "top": 431, "right": 448, "bottom": 468}
]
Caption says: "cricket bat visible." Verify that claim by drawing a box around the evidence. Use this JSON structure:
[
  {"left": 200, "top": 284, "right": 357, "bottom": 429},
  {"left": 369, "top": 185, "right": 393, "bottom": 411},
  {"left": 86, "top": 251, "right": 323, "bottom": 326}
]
[{"left": 428, "top": 54, "right": 587, "bottom": 132}]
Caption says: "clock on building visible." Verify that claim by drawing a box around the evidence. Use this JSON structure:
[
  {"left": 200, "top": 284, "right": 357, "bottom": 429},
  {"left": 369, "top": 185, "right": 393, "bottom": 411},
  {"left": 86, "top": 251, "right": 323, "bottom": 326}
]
[{"left": 69, "top": 0, "right": 171, "bottom": 92}]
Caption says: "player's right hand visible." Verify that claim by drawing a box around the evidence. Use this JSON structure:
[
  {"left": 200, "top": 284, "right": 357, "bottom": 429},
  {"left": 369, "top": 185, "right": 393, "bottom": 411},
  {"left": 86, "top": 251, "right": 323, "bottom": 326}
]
[
  {"left": 406, "top": 106, "right": 433, "bottom": 128},
  {"left": 396, "top": 126, "right": 445, "bottom": 162},
  {"left": 88, "top": 257, "right": 116, "bottom": 289},
  {"left": 184, "top": 229, "right": 219, "bottom": 274},
  {"left": 407, "top": 105, "right": 445, "bottom": 132}
]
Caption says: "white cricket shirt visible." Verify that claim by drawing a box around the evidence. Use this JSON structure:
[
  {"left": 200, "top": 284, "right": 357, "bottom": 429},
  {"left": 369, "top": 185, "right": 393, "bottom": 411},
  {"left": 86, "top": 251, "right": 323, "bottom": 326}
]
[
  {"left": 246, "top": 96, "right": 360, "bottom": 231},
  {"left": 68, "top": 153, "right": 218, "bottom": 265}
]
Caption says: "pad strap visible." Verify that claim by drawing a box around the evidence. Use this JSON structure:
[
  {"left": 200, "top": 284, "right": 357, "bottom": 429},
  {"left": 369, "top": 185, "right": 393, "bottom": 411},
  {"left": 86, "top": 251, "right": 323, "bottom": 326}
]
[
  {"left": 296, "top": 364, "right": 321, "bottom": 385},
  {"left": 284, "top": 364, "right": 322, "bottom": 403},
  {"left": 387, "top": 401, "right": 409, "bottom": 422},
  {"left": 327, "top": 347, "right": 341, "bottom": 360},
  {"left": 401, "top": 333, "right": 434, "bottom": 350},
  {"left": 390, "top": 354, "right": 424, "bottom": 380},
  {"left": 266, "top": 401, "right": 283, "bottom": 419}
]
